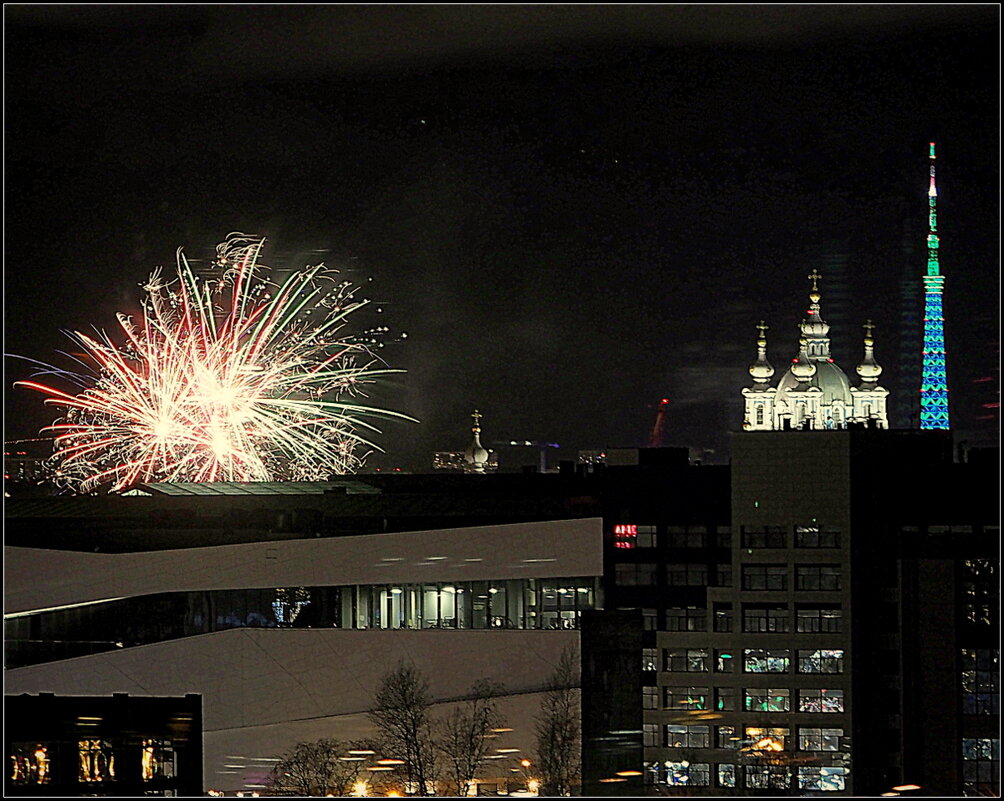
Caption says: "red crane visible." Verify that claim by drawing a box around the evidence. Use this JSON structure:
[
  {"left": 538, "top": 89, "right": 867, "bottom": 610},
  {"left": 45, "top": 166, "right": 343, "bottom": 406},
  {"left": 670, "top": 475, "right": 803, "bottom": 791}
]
[{"left": 648, "top": 398, "right": 670, "bottom": 448}]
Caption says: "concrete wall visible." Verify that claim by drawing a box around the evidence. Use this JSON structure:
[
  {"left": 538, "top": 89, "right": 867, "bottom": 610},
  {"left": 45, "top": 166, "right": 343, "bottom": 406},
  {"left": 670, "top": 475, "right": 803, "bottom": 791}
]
[{"left": 6, "top": 518, "right": 603, "bottom": 613}]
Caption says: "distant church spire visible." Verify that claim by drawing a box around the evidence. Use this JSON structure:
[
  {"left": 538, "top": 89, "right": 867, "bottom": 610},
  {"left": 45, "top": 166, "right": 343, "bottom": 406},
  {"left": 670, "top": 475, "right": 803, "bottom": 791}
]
[{"left": 463, "top": 409, "right": 489, "bottom": 473}]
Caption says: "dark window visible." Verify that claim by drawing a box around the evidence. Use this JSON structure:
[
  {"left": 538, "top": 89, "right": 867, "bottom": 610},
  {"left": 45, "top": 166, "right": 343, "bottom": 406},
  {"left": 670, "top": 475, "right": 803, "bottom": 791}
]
[
  {"left": 744, "top": 606, "right": 789, "bottom": 632},
  {"left": 743, "top": 565, "right": 788, "bottom": 591},
  {"left": 795, "top": 565, "right": 842, "bottom": 591},
  {"left": 716, "top": 527, "right": 732, "bottom": 548},
  {"left": 615, "top": 563, "right": 657, "bottom": 586},
  {"left": 643, "top": 724, "right": 659, "bottom": 748},
  {"left": 665, "top": 607, "right": 707, "bottom": 632},
  {"left": 667, "top": 526, "right": 705, "bottom": 548},
  {"left": 796, "top": 607, "right": 842, "bottom": 633},
  {"left": 742, "top": 526, "right": 787, "bottom": 549},
  {"left": 643, "top": 686, "right": 658, "bottom": 709},
  {"left": 667, "top": 563, "right": 709, "bottom": 586},
  {"left": 715, "top": 564, "right": 733, "bottom": 587},
  {"left": 714, "top": 604, "right": 733, "bottom": 632}
]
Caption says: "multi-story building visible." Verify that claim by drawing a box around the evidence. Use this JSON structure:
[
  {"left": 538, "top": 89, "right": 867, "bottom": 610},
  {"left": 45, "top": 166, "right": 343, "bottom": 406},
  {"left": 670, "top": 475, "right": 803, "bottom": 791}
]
[
  {"left": 4, "top": 436, "right": 996, "bottom": 796},
  {"left": 5, "top": 480, "right": 604, "bottom": 796},
  {"left": 637, "top": 430, "right": 998, "bottom": 797}
]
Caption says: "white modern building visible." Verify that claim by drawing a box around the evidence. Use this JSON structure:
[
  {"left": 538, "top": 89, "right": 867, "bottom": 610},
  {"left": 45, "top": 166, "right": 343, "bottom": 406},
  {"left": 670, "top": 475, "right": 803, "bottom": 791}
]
[{"left": 5, "top": 486, "right": 602, "bottom": 795}]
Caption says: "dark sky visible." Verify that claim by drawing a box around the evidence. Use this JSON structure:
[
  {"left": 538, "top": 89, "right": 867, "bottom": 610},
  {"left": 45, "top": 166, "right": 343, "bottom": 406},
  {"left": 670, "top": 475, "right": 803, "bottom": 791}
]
[{"left": 4, "top": 6, "right": 1000, "bottom": 470}]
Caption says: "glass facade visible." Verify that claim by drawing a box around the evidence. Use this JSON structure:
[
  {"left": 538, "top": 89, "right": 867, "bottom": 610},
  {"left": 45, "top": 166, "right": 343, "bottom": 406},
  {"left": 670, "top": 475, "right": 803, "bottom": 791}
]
[{"left": 6, "top": 576, "right": 599, "bottom": 668}]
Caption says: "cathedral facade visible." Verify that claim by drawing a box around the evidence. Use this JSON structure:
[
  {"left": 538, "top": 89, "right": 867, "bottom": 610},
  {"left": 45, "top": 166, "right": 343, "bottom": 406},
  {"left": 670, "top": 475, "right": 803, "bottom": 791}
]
[{"left": 743, "top": 271, "right": 889, "bottom": 431}]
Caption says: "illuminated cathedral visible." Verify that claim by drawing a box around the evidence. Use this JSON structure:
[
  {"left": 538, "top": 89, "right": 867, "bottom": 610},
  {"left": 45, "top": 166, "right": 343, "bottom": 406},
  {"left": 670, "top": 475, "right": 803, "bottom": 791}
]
[{"left": 743, "top": 270, "right": 889, "bottom": 431}]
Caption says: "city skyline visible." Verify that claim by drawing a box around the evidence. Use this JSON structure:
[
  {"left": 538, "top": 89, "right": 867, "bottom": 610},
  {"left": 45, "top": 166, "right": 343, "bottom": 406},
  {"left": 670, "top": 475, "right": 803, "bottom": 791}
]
[{"left": 5, "top": 6, "right": 999, "bottom": 473}]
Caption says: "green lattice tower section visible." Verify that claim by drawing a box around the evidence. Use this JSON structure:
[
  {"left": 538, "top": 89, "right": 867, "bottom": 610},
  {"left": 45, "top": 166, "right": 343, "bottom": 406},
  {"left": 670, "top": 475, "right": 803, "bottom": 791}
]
[{"left": 920, "top": 142, "right": 950, "bottom": 429}]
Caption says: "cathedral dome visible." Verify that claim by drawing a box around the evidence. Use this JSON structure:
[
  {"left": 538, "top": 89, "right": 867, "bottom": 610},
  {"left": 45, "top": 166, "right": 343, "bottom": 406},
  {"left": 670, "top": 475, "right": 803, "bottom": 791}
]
[{"left": 776, "top": 360, "right": 853, "bottom": 406}]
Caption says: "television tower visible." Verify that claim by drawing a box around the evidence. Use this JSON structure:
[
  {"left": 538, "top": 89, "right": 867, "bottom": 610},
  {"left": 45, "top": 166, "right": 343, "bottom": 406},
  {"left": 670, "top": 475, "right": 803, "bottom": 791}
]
[{"left": 920, "top": 142, "right": 950, "bottom": 429}]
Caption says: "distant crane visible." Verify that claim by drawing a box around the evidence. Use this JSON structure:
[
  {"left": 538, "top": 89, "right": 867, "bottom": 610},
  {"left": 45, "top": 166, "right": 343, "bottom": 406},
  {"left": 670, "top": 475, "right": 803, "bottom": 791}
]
[
  {"left": 648, "top": 398, "right": 670, "bottom": 448},
  {"left": 493, "top": 440, "right": 560, "bottom": 473}
]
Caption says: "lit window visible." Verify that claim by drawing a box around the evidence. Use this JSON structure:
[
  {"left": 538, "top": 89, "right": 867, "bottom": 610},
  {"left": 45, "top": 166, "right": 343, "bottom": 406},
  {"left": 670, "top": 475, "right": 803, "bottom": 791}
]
[
  {"left": 962, "top": 560, "right": 998, "bottom": 628},
  {"left": 798, "top": 727, "right": 843, "bottom": 752},
  {"left": 665, "top": 725, "right": 710, "bottom": 749},
  {"left": 798, "top": 688, "right": 844, "bottom": 713},
  {"left": 715, "top": 687, "right": 737, "bottom": 712},
  {"left": 962, "top": 648, "right": 1000, "bottom": 715},
  {"left": 745, "top": 688, "right": 791, "bottom": 712},
  {"left": 745, "top": 648, "right": 791, "bottom": 673},
  {"left": 717, "top": 763, "right": 736, "bottom": 788},
  {"left": 715, "top": 650, "right": 735, "bottom": 673},
  {"left": 664, "top": 688, "right": 709, "bottom": 712},
  {"left": 717, "top": 726, "right": 739, "bottom": 749},
  {"left": 798, "top": 766, "right": 847, "bottom": 791},
  {"left": 746, "top": 727, "right": 790, "bottom": 752},
  {"left": 664, "top": 649, "right": 710, "bottom": 672},
  {"left": 794, "top": 525, "right": 841, "bottom": 548},
  {"left": 797, "top": 649, "right": 844, "bottom": 674},
  {"left": 745, "top": 764, "right": 791, "bottom": 790},
  {"left": 79, "top": 739, "right": 115, "bottom": 783},
  {"left": 664, "top": 761, "right": 710, "bottom": 786},
  {"left": 642, "top": 648, "right": 658, "bottom": 672},
  {"left": 962, "top": 738, "right": 1000, "bottom": 796},
  {"left": 142, "top": 739, "right": 176, "bottom": 781},
  {"left": 9, "top": 743, "right": 50, "bottom": 785}
]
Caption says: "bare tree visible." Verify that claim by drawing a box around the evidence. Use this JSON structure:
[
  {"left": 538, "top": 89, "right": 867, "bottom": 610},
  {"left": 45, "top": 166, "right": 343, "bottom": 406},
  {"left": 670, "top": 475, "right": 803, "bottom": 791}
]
[
  {"left": 266, "top": 738, "right": 367, "bottom": 796},
  {"left": 369, "top": 659, "right": 437, "bottom": 796},
  {"left": 435, "top": 678, "right": 506, "bottom": 796},
  {"left": 534, "top": 647, "right": 580, "bottom": 797}
]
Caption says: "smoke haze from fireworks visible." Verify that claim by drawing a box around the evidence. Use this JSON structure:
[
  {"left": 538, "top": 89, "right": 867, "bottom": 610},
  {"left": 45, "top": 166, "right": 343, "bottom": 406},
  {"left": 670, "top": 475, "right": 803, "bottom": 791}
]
[{"left": 14, "top": 233, "right": 414, "bottom": 493}]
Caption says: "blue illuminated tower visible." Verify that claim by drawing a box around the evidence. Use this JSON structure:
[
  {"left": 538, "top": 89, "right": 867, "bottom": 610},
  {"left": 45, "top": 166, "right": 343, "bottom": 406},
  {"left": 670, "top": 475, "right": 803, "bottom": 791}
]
[{"left": 920, "top": 142, "right": 950, "bottom": 428}]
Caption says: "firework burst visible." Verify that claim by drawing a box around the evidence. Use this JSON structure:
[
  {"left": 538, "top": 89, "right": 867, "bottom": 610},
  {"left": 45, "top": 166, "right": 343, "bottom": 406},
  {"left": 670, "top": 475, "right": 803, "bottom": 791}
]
[{"left": 15, "top": 233, "right": 414, "bottom": 493}]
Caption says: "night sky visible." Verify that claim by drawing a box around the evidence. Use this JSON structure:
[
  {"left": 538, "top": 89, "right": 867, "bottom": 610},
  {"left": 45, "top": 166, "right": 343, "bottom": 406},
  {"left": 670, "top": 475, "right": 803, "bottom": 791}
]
[{"left": 4, "top": 6, "right": 999, "bottom": 471}]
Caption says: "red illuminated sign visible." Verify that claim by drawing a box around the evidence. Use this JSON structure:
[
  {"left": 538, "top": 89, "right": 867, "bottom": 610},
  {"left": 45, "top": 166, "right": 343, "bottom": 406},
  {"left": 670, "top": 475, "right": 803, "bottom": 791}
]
[{"left": 614, "top": 524, "right": 638, "bottom": 536}]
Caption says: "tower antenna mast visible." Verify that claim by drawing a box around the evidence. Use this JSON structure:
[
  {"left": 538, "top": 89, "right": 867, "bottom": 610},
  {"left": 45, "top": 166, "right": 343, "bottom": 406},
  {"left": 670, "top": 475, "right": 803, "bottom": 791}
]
[{"left": 920, "top": 142, "right": 950, "bottom": 429}]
